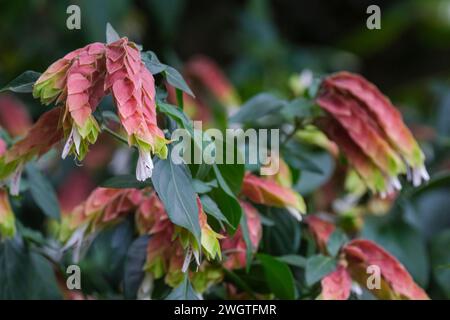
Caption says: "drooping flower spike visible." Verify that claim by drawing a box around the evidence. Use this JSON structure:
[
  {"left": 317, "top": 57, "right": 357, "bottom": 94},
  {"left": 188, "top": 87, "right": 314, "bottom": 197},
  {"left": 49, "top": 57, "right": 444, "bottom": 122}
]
[
  {"left": 33, "top": 43, "right": 107, "bottom": 160},
  {"left": 342, "top": 239, "right": 429, "bottom": 300},
  {"left": 241, "top": 172, "right": 306, "bottom": 221},
  {"left": 306, "top": 215, "right": 428, "bottom": 300},
  {"left": 0, "top": 107, "right": 64, "bottom": 195},
  {"left": 105, "top": 38, "right": 169, "bottom": 181},
  {"left": 59, "top": 187, "right": 142, "bottom": 243},
  {"left": 316, "top": 72, "right": 429, "bottom": 196},
  {"left": 136, "top": 192, "right": 224, "bottom": 290}
]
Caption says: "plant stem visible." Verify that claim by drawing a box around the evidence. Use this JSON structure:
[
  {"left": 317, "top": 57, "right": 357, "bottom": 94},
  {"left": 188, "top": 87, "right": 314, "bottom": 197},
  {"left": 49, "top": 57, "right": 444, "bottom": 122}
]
[{"left": 101, "top": 125, "right": 129, "bottom": 146}]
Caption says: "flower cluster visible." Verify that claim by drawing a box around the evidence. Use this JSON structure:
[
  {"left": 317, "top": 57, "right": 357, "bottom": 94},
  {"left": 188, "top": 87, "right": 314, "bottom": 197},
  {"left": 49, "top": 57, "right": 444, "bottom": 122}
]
[
  {"left": 316, "top": 72, "right": 428, "bottom": 196},
  {"left": 306, "top": 215, "right": 428, "bottom": 300},
  {"left": 105, "top": 38, "right": 168, "bottom": 181}
]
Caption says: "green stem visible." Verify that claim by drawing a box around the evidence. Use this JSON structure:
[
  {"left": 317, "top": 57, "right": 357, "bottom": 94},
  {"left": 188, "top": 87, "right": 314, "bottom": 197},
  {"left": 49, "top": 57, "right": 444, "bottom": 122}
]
[{"left": 101, "top": 125, "right": 129, "bottom": 146}]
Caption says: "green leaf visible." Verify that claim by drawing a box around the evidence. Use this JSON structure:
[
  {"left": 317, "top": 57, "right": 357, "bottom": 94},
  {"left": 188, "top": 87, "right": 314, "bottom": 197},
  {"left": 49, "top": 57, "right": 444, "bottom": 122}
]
[
  {"left": 262, "top": 207, "right": 302, "bottom": 255},
  {"left": 0, "top": 71, "right": 41, "bottom": 93},
  {"left": 277, "top": 255, "right": 307, "bottom": 268},
  {"left": 214, "top": 163, "right": 244, "bottom": 196},
  {"left": 240, "top": 211, "right": 253, "bottom": 272},
  {"left": 258, "top": 254, "right": 296, "bottom": 299},
  {"left": 210, "top": 164, "right": 242, "bottom": 230},
  {"left": 101, "top": 174, "right": 149, "bottom": 189},
  {"left": 151, "top": 155, "right": 201, "bottom": 245},
  {"left": 192, "top": 179, "right": 217, "bottom": 194},
  {"left": 430, "top": 230, "right": 450, "bottom": 298},
  {"left": 326, "top": 229, "right": 348, "bottom": 257},
  {"left": 123, "top": 235, "right": 150, "bottom": 299},
  {"left": 25, "top": 164, "right": 60, "bottom": 220},
  {"left": 281, "top": 98, "right": 317, "bottom": 121},
  {"left": 164, "top": 66, "right": 195, "bottom": 97},
  {"left": 200, "top": 195, "right": 229, "bottom": 225},
  {"left": 165, "top": 274, "right": 199, "bottom": 300},
  {"left": 0, "top": 237, "right": 61, "bottom": 299},
  {"left": 305, "top": 254, "right": 336, "bottom": 286},
  {"left": 230, "top": 93, "right": 286, "bottom": 124},
  {"left": 141, "top": 51, "right": 167, "bottom": 75},
  {"left": 80, "top": 221, "right": 134, "bottom": 293},
  {"left": 106, "top": 22, "right": 121, "bottom": 44},
  {"left": 157, "top": 102, "right": 192, "bottom": 131}
]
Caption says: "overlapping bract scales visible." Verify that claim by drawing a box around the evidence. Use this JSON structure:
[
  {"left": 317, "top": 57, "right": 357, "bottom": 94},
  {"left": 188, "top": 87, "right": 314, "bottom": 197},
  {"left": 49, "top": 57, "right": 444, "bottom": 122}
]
[
  {"left": 33, "top": 43, "right": 107, "bottom": 160},
  {"left": 105, "top": 38, "right": 168, "bottom": 163},
  {"left": 316, "top": 72, "right": 429, "bottom": 196},
  {"left": 58, "top": 187, "right": 142, "bottom": 242},
  {"left": 343, "top": 239, "right": 429, "bottom": 300},
  {"left": 320, "top": 265, "right": 352, "bottom": 300},
  {"left": 306, "top": 215, "right": 429, "bottom": 300},
  {"left": 136, "top": 192, "right": 223, "bottom": 288}
]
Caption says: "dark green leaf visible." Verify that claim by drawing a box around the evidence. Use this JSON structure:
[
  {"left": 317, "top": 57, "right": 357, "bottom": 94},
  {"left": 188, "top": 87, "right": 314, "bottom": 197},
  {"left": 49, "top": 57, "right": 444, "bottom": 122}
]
[
  {"left": 157, "top": 102, "right": 192, "bottom": 131},
  {"left": 430, "top": 230, "right": 450, "bottom": 298},
  {"left": 101, "top": 174, "right": 149, "bottom": 189},
  {"left": 326, "top": 229, "right": 348, "bottom": 257},
  {"left": 230, "top": 93, "right": 286, "bottom": 123},
  {"left": 192, "top": 179, "right": 217, "bottom": 194},
  {"left": 200, "top": 195, "right": 229, "bottom": 224},
  {"left": 277, "top": 255, "right": 307, "bottom": 268},
  {"left": 25, "top": 164, "right": 60, "bottom": 220},
  {"left": 165, "top": 66, "right": 195, "bottom": 97},
  {"left": 210, "top": 164, "right": 242, "bottom": 229},
  {"left": 262, "top": 207, "right": 302, "bottom": 255},
  {"left": 0, "top": 71, "right": 41, "bottom": 93},
  {"left": 152, "top": 155, "right": 201, "bottom": 245},
  {"left": 305, "top": 254, "right": 336, "bottom": 286},
  {"left": 258, "top": 254, "right": 296, "bottom": 299},
  {"left": 0, "top": 237, "right": 61, "bottom": 299},
  {"left": 281, "top": 98, "right": 317, "bottom": 120},
  {"left": 141, "top": 51, "right": 167, "bottom": 75},
  {"left": 124, "top": 235, "right": 150, "bottom": 299},
  {"left": 165, "top": 274, "right": 199, "bottom": 300},
  {"left": 80, "top": 221, "right": 134, "bottom": 293}
]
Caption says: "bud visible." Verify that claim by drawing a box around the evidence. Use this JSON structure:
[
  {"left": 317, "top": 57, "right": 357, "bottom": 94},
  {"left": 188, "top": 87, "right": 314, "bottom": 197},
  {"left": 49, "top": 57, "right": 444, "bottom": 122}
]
[
  {"left": 0, "top": 188, "right": 15, "bottom": 238},
  {"left": 241, "top": 172, "right": 306, "bottom": 221}
]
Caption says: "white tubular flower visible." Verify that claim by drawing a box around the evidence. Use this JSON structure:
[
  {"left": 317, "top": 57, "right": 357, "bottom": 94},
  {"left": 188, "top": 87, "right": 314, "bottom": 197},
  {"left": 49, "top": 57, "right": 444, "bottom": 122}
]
[
  {"left": 287, "top": 206, "right": 302, "bottom": 222},
  {"left": 136, "top": 149, "right": 153, "bottom": 182},
  {"left": 61, "top": 126, "right": 81, "bottom": 159},
  {"left": 9, "top": 164, "right": 23, "bottom": 196},
  {"left": 409, "top": 165, "right": 430, "bottom": 187}
]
